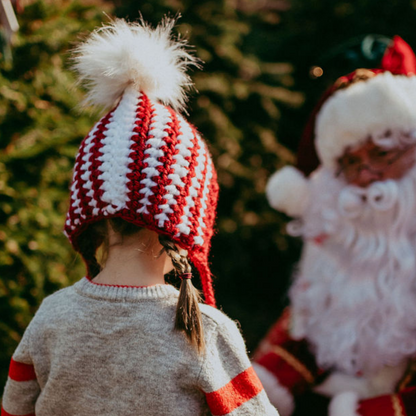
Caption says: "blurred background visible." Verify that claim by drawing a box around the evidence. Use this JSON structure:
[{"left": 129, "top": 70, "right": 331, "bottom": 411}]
[{"left": 2, "top": 0, "right": 416, "bottom": 388}]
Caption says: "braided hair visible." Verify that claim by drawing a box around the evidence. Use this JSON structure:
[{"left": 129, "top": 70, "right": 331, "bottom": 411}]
[{"left": 158, "top": 234, "right": 205, "bottom": 353}]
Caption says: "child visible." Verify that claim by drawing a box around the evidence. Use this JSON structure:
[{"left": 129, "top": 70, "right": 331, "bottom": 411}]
[{"left": 1, "top": 17, "right": 279, "bottom": 416}]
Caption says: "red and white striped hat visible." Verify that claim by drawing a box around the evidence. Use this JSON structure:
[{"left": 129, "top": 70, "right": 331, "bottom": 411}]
[{"left": 64, "top": 18, "right": 219, "bottom": 306}]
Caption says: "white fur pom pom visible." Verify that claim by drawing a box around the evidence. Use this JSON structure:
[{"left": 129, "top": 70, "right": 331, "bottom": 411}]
[
  {"left": 72, "top": 17, "right": 199, "bottom": 112},
  {"left": 266, "top": 166, "right": 309, "bottom": 217}
]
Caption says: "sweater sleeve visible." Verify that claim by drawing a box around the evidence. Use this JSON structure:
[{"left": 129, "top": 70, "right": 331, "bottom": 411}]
[
  {"left": 1, "top": 324, "right": 40, "bottom": 416},
  {"left": 198, "top": 318, "right": 279, "bottom": 416}
]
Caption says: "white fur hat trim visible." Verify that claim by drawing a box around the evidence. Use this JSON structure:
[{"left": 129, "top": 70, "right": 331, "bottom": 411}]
[
  {"left": 266, "top": 166, "right": 309, "bottom": 217},
  {"left": 316, "top": 72, "right": 416, "bottom": 170}
]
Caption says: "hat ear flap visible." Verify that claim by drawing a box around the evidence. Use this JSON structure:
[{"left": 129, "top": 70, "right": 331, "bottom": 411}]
[{"left": 266, "top": 166, "right": 310, "bottom": 217}]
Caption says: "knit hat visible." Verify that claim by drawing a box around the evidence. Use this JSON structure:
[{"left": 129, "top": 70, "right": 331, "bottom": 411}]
[
  {"left": 266, "top": 36, "right": 416, "bottom": 216},
  {"left": 64, "top": 18, "right": 219, "bottom": 307}
]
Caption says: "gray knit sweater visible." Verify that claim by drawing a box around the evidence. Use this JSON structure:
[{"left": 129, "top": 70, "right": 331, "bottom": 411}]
[{"left": 2, "top": 277, "right": 279, "bottom": 416}]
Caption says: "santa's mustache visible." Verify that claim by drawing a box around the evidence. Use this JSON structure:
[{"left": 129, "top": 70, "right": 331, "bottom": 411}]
[
  {"left": 338, "top": 180, "right": 399, "bottom": 218},
  {"left": 287, "top": 165, "right": 416, "bottom": 275},
  {"left": 288, "top": 164, "right": 416, "bottom": 240}
]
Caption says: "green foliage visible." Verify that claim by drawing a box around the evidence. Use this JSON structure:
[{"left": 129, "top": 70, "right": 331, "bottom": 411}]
[{"left": 0, "top": 0, "right": 110, "bottom": 386}]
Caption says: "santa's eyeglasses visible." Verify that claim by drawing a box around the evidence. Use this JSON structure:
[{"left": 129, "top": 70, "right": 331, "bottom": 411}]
[{"left": 336, "top": 144, "right": 416, "bottom": 178}]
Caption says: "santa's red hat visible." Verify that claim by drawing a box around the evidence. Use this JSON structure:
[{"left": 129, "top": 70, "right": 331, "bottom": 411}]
[
  {"left": 297, "top": 36, "right": 416, "bottom": 175},
  {"left": 267, "top": 36, "right": 416, "bottom": 217}
]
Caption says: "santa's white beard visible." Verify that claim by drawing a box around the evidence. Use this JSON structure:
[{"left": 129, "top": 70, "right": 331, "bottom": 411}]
[{"left": 289, "top": 166, "right": 416, "bottom": 376}]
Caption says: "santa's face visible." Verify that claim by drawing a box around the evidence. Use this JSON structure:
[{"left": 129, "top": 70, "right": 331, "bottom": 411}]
[
  {"left": 288, "top": 139, "right": 416, "bottom": 376},
  {"left": 337, "top": 139, "right": 416, "bottom": 187}
]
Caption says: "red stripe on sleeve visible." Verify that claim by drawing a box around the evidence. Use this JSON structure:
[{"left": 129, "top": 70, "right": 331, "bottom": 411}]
[
  {"left": 204, "top": 366, "right": 264, "bottom": 415},
  {"left": 1, "top": 406, "right": 35, "bottom": 416},
  {"left": 8, "top": 358, "right": 36, "bottom": 382}
]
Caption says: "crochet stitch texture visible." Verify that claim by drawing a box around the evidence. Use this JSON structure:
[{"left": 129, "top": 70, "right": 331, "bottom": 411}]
[
  {"left": 63, "top": 18, "right": 219, "bottom": 306},
  {"left": 65, "top": 86, "right": 218, "bottom": 305}
]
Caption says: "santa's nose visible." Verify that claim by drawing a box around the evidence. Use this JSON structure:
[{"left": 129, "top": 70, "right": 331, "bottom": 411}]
[{"left": 355, "top": 167, "right": 381, "bottom": 187}]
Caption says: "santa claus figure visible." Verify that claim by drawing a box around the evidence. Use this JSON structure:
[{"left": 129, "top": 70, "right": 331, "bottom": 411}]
[{"left": 253, "top": 36, "right": 416, "bottom": 416}]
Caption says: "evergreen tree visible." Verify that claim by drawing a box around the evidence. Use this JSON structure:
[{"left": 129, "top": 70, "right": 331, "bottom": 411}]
[{"left": 0, "top": 0, "right": 110, "bottom": 385}]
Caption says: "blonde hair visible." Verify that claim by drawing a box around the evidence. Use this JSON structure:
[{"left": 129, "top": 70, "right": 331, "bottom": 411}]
[{"left": 158, "top": 235, "right": 205, "bottom": 352}]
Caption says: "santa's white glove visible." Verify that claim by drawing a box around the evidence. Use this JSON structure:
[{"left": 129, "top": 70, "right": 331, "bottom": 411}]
[{"left": 328, "top": 391, "right": 360, "bottom": 416}]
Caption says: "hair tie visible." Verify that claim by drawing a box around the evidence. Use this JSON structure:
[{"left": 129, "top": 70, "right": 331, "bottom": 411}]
[{"left": 180, "top": 273, "right": 192, "bottom": 280}]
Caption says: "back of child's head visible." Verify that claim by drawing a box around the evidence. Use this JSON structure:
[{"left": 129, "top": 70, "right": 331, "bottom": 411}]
[{"left": 64, "top": 17, "right": 219, "bottom": 352}]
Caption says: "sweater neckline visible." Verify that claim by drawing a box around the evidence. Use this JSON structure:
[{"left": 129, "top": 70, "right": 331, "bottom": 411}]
[
  {"left": 86, "top": 275, "right": 148, "bottom": 288},
  {"left": 74, "top": 277, "right": 179, "bottom": 302}
]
